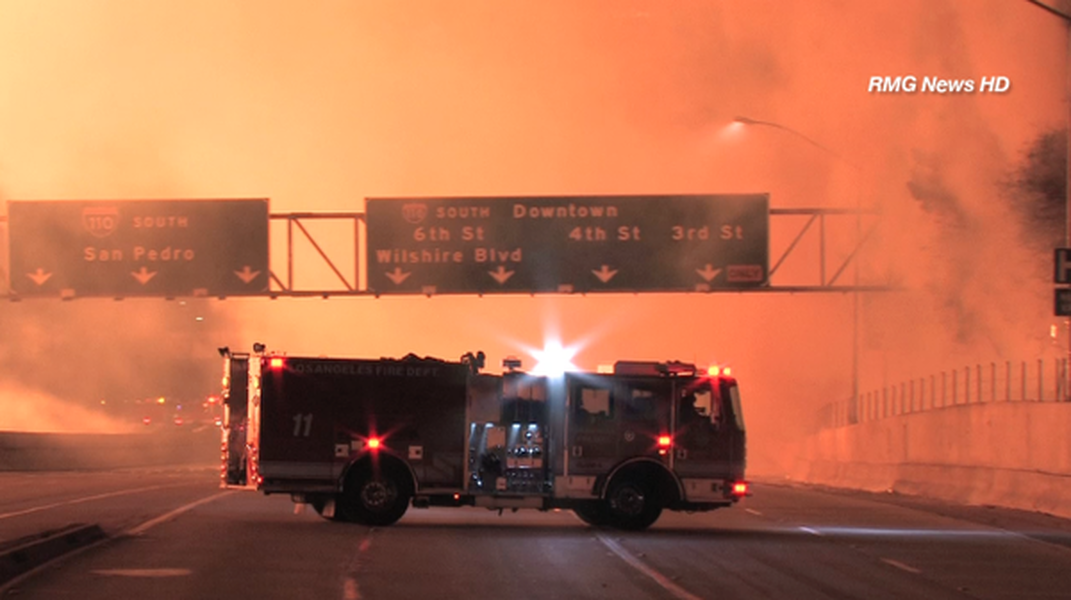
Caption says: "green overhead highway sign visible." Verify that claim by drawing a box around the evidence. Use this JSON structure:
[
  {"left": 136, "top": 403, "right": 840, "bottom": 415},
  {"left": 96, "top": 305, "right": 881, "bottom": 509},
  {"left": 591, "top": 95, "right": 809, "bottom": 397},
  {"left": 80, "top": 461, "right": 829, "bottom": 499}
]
[
  {"left": 8, "top": 199, "right": 268, "bottom": 298},
  {"left": 366, "top": 195, "right": 769, "bottom": 295}
]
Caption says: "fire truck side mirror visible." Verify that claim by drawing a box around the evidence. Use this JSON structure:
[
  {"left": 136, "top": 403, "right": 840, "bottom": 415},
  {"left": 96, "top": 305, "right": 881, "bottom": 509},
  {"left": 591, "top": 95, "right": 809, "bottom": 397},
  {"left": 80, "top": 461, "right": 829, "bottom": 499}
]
[{"left": 253, "top": 342, "right": 266, "bottom": 354}]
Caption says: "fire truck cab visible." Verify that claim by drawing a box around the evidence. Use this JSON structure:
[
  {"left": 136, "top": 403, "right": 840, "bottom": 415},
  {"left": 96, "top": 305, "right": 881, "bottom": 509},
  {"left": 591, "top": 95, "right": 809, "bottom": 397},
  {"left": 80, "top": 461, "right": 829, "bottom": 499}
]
[{"left": 220, "top": 347, "right": 747, "bottom": 531}]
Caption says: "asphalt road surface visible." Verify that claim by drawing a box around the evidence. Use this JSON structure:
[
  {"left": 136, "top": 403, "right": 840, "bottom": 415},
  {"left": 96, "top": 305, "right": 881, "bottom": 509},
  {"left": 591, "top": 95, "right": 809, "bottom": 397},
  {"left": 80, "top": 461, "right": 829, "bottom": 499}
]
[{"left": 3, "top": 468, "right": 1071, "bottom": 599}]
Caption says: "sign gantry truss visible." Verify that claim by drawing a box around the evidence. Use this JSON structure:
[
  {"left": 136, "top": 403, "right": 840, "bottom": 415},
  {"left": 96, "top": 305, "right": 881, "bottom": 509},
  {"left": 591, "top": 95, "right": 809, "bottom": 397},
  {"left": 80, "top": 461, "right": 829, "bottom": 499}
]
[{"left": 267, "top": 206, "right": 885, "bottom": 298}]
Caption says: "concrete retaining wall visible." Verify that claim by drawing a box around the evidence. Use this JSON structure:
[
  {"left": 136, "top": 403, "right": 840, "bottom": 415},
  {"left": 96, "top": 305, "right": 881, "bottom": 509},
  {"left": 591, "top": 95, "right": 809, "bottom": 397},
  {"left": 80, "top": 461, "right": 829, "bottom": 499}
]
[
  {"left": 0, "top": 429, "right": 218, "bottom": 471},
  {"left": 795, "top": 403, "right": 1071, "bottom": 519}
]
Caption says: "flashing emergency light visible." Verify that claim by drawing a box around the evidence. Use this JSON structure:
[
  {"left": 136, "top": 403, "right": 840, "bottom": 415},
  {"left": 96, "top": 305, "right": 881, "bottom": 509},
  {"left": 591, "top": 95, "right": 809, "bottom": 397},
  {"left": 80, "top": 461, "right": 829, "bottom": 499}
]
[
  {"left": 367, "top": 437, "right": 382, "bottom": 450},
  {"left": 270, "top": 357, "right": 285, "bottom": 369},
  {"left": 658, "top": 435, "right": 672, "bottom": 447},
  {"left": 732, "top": 482, "right": 749, "bottom": 496},
  {"left": 707, "top": 365, "right": 732, "bottom": 377},
  {"left": 530, "top": 339, "right": 579, "bottom": 377}
]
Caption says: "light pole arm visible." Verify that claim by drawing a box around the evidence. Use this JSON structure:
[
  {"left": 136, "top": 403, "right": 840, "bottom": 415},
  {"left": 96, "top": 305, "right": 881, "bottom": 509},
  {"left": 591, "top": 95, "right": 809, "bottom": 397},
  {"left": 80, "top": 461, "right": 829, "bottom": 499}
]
[
  {"left": 732, "top": 116, "right": 858, "bottom": 170},
  {"left": 1026, "top": 0, "right": 1071, "bottom": 22}
]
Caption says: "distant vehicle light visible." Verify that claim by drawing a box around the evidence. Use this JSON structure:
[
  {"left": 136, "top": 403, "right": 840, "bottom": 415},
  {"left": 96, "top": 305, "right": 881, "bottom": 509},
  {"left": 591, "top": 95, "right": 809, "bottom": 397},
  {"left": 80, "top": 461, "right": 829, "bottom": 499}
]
[
  {"left": 367, "top": 437, "right": 381, "bottom": 450},
  {"left": 174, "top": 418, "right": 184, "bottom": 426},
  {"left": 732, "top": 482, "right": 749, "bottom": 496},
  {"left": 142, "top": 417, "right": 152, "bottom": 425},
  {"left": 657, "top": 435, "right": 672, "bottom": 447},
  {"left": 270, "top": 357, "right": 284, "bottom": 369}
]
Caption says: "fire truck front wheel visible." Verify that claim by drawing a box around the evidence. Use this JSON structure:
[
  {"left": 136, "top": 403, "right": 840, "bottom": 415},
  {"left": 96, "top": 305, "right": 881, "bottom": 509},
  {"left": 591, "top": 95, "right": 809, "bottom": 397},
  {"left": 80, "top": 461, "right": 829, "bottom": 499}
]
[
  {"left": 605, "top": 479, "right": 663, "bottom": 531},
  {"left": 340, "top": 462, "right": 413, "bottom": 526}
]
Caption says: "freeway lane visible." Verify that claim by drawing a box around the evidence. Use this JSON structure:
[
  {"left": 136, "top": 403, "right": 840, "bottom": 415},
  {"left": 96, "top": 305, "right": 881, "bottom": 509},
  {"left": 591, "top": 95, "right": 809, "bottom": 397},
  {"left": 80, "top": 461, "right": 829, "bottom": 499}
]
[
  {"left": 0, "top": 467, "right": 219, "bottom": 547},
  {"left": 4, "top": 475, "right": 1071, "bottom": 599}
]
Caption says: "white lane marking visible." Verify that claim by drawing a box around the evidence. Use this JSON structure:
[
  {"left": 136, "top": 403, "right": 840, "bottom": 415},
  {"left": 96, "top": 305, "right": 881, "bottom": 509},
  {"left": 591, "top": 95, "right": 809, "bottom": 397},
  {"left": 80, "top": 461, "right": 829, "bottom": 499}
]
[
  {"left": 127, "top": 491, "right": 232, "bottom": 535},
  {"left": 799, "top": 526, "right": 823, "bottom": 536},
  {"left": 92, "top": 568, "right": 192, "bottom": 577},
  {"left": 745, "top": 508, "right": 763, "bottom": 516},
  {"left": 343, "top": 577, "right": 361, "bottom": 600},
  {"left": 881, "top": 558, "right": 922, "bottom": 574},
  {"left": 0, "top": 483, "right": 190, "bottom": 520},
  {"left": 343, "top": 536, "right": 372, "bottom": 600},
  {"left": 597, "top": 534, "right": 702, "bottom": 600}
]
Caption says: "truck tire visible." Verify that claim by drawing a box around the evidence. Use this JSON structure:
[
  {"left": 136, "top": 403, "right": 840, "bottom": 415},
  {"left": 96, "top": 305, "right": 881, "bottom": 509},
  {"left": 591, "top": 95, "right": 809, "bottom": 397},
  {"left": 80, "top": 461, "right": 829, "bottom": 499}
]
[
  {"left": 605, "top": 478, "right": 662, "bottom": 531},
  {"left": 340, "top": 464, "right": 412, "bottom": 526},
  {"left": 572, "top": 501, "right": 611, "bottom": 527}
]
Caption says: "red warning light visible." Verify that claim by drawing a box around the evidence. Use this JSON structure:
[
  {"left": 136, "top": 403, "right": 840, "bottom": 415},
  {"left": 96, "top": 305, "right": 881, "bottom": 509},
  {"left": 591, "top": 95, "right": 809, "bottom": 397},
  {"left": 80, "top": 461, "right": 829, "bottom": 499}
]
[
  {"left": 367, "top": 437, "right": 381, "bottom": 450},
  {"left": 732, "top": 482, "right": 749, "bottom": 496},
  {"left": 657, "top": 435, "right": 672, "bottom": 447},
  {"left": 269, "top": 357, "right": 284, "bottom": 369}
]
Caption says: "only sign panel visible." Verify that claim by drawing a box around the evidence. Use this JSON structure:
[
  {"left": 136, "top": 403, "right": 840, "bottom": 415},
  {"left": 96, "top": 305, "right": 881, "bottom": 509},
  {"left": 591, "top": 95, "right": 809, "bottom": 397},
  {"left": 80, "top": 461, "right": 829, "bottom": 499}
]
[
  {"left": 366, "top": 195, "right": 769, "bottom": 295},
  {"left": 8, "top": 199, "right": 269, "bottom": 298}
]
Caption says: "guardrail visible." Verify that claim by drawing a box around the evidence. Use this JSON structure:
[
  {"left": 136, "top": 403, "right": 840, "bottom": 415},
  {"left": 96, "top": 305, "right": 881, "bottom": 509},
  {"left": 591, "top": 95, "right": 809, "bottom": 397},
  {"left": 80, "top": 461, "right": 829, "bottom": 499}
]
[{"left": 819, "top": 357, "right": 1071, "bottom": 428}]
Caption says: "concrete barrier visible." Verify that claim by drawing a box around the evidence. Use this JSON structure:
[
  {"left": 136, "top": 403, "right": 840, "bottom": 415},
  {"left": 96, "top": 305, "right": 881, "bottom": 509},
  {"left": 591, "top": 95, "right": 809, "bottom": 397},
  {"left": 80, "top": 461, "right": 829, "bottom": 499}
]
[
  {"left": 795, "top": 403, "right": 1071, "bottom": 519},
  {"left": 0, "top": 429, "right": 218, "bottom": 471}
]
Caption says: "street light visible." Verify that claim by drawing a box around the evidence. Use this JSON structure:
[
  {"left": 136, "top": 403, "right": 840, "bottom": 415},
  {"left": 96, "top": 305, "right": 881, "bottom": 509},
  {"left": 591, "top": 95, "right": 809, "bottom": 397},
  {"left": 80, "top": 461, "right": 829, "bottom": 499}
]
[{"left": 734, "top": 115, "right": 864, "bottom": 419}]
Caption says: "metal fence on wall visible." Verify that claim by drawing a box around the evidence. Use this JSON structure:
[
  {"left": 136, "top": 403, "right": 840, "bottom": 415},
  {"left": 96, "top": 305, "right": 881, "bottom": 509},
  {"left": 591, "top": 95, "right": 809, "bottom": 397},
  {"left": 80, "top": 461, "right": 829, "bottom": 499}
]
[{"left": 819, "top": 358, "right": 1071, "bottom": 429}]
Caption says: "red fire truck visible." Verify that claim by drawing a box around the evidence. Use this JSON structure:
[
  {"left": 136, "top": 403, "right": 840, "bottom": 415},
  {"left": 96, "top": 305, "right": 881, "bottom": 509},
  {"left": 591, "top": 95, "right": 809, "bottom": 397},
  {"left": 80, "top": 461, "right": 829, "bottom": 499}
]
[{"left": 219, "top": 346, "right": 747, "bottom": 530}]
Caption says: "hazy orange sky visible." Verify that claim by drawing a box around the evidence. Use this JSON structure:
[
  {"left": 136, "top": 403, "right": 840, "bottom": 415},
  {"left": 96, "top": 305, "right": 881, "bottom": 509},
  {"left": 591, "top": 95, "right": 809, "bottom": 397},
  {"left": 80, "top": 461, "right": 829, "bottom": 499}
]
[{"left": 0, "top": 1, "right": 1067, "bottom": 466}]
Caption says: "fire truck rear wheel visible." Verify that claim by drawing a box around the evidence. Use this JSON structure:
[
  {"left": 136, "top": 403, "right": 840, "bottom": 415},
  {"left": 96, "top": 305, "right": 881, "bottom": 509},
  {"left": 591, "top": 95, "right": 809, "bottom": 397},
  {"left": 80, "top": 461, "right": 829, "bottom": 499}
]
[
  {"left": 606, "top": 479, "right": 662, "bottom": 531},
  {"left": 341, "top": 465, "right": 412, "bottom": 526}
]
